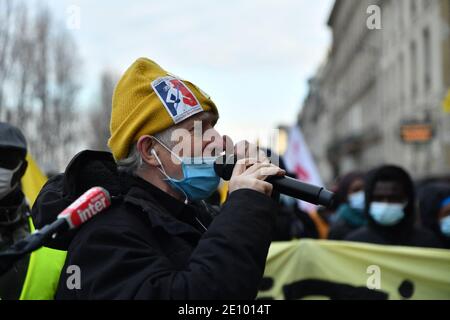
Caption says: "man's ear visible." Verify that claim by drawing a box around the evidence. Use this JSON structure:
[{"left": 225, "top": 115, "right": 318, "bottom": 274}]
[{"left": 136, "top": 136, "right": 159, "bottom": 168}]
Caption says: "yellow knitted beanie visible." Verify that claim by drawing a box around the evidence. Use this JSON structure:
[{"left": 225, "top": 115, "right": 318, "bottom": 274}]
[{"left": 108, "top": 58, "right": 218, "bottom": 161}]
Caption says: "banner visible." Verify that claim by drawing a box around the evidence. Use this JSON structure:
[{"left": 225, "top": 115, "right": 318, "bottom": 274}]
[
  {"left": 283, "top": 126, "right": 324, "bottom": 213},
  {"left": 258, "top": 240, "right": 450, "bottom": 300}
]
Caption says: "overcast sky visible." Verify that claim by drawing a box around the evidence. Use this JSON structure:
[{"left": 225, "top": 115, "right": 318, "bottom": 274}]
[{"left": 41, "top": 0, "right": 333, "bottom": 143}]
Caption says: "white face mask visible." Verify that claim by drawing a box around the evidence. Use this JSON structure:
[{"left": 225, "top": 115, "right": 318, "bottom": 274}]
[{"left": 0, "top": 162, "right": 22, "bottom": 200}]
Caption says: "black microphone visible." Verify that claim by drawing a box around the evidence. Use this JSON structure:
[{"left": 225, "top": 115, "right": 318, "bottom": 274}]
[{"left": 214, "top": 155, "right": 335, "bottom": 208}]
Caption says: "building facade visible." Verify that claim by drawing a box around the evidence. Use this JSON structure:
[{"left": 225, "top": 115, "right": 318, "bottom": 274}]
[{"left": 300, "top": 0, "right": 450, "bottom": 183}]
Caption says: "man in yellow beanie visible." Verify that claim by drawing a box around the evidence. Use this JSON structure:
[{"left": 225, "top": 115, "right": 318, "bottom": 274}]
[{"left": 33, "top": 58, "right": 284, "bottom": 300}]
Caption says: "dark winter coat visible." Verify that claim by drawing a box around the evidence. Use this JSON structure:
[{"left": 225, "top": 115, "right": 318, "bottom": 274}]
[
  {"left": 31, "top": 150, "right": 278, "bottom": 300},
  {"left": 328, "top": 204, "right": 366, "bottom": 241}
]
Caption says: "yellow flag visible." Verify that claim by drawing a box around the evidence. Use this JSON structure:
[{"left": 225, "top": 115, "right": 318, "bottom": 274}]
[
  {"left": 21, "top": 154, "right": 48, "bottom": 207},
  {"left": 443, "top": 89, "right": 450, "bottom": 113},
  {"left": 218, "top": 181, "right": 229, "bottom": 205}
]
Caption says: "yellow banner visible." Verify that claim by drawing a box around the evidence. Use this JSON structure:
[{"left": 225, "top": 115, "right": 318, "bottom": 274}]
[{"left": 258, "top": 240, "right": 450, "bottom": 300}]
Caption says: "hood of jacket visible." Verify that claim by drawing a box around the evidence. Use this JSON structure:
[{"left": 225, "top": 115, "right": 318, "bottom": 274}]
[
  {"left": 364, "top": 165, "right": 416, "bottom": 242},
  {"left": 31, "top": 150, "right": 122, "bottom": 250},
  {"left": 418, "top": 183, "right": 450, "bottom": 240}
]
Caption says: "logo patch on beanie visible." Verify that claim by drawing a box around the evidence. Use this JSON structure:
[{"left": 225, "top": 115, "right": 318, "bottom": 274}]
[{"left": 152, "top": 76, "right": 203, "bottom": 124}]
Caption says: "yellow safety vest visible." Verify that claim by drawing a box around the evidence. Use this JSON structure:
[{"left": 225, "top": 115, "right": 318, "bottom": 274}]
[{"left": 18, "top": 218, "right": 67, "bottom": 300}]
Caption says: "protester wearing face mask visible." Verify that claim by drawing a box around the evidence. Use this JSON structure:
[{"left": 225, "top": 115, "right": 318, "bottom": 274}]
[
  {"left": 345, "top": 165, "right": 442, "bottom": 248},
  {"left": 0, "top": 123, "right": 29, "bottom": 247},
  {"left": 0, "top": 122, "right": 30, "bottom": 299},
  {"left": 418, "top": 183, "right": 450, "bottom": 249},
  {"left": 32, "top": 58, "right": 285, "bottom": 300},
  {"left": 328, "top": 172, "right": 367, "bottom": 240},
  {"left": 439, "top": 198, "right": 450, "bottom": 248}
]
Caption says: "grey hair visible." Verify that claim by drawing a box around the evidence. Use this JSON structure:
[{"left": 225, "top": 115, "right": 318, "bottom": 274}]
[
  {"left": 117, "top": 111, "right": 216, "bottom": 173},
  {"left": 116, "top": 126, "right": 178, "bottom": 174}
]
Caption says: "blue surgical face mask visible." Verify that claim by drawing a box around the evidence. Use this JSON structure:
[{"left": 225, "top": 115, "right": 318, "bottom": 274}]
[
  {"left": 151, "top": 138, "right": 220, "bottom": 203},
  {"left": 348, "top": 191, "right": 365, "bottom": 211},
  {"left": 440, "top": 216, "right": 450, "bottom": 238},
  {"left": 369, "top": 202, "right": 405, "bottom": 226}
]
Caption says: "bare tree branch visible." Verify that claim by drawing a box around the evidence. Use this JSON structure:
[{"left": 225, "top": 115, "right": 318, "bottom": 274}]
[
  {"left": 0, "top": 1, "right": 83, "bottom": 172},
  {"left": 90, "top": 71, "right": 118, "bottom": 152}
]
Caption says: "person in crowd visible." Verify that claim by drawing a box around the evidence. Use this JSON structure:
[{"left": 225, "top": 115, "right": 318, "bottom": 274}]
[
  {"left": 345, "top": 165, "right": 442, "bottom": 248},
  {"left": 274, "top": 194, "right": 319, "bottom": 241},
  {"left": 32, "top": 58, "right": 285, "bottom": 300},
  {"left": 328, "top": 171, "right": 367, "bottom": 240},
  {"left": 302, "top": 179, "right": 340, "bottom": 239},
  {"left": 418, "top": 183, "right": 450, "bottom": 249},
  {"left": 0, "top": 122, "right": 30, "bottom": 299}
]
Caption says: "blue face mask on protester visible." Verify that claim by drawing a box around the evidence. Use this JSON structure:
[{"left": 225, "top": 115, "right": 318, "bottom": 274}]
[
  {"left": 439, "top": 197, "right": 450, "bottom": 238},
  {"left": 348, "top": 191, "right": 365, "bottom": 211},
  {"left": 440, "top": 216, "right": 450, "bottom": 238},
  {"left": 151, "top": 138, "right": 220, "bottom": 203},
  {"left": 369, "top": 202, "right": 406, "bottom": 226}
]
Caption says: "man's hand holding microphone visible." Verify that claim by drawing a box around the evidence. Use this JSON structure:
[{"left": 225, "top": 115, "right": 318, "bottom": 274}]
[
  {"left": 217, "top": 139, "right": 335, "bottom": 207},
  {"left": 224, "top": 140, "right": 286, "bottom": 197},
  {"left": 229, "top": 158, "right": 286, "bottom": 197}
]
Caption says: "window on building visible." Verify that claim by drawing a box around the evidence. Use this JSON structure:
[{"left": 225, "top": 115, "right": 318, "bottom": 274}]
[
  {"left": 399, "top": 0, "right": 405, "bottom": 31},
  {"left": 349, "top": 104, "right": 362, "bottom": 133},
  {"left": 423, "top": 27, "right": 432, "bottom": 93},
  {"left": 411, "top": 0, "right": 417, "bottom": 18},
  {"left": 399, "top": 53, "right": 405, "bottom": 110},
  {"left": 410, "top": 41, "right": 418, "bottom": 100}
]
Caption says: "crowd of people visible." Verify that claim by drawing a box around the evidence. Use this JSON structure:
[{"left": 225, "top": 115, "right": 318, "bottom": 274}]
[{"left": 271, "top": 158, "right": 450, "bottom": 250}]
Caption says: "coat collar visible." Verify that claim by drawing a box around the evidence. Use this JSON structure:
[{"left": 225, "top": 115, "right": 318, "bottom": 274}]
[{"left": 121, "top": 175, "right": 206, "bottom": 238}]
